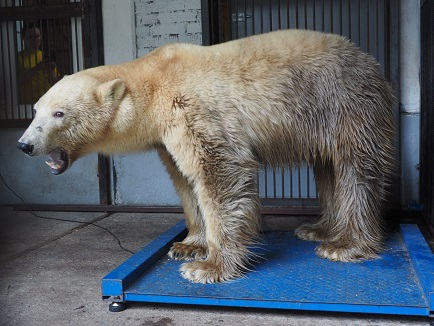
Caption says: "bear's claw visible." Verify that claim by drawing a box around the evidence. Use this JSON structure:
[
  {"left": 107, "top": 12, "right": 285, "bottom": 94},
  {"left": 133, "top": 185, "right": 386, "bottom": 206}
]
[{"left": 168, "top": 242, "right": 208, "bottom": 261}]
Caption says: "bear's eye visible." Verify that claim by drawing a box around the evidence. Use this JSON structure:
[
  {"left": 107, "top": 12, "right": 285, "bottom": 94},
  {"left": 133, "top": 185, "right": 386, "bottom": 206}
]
[{"left": 54, "top": 111, "right": 64, "bottom": 118}]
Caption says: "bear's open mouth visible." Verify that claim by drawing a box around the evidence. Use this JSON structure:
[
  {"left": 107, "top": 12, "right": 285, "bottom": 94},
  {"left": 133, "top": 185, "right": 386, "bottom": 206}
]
[{"left": 45, "top": 149, "right": 68, "bottom": 175}]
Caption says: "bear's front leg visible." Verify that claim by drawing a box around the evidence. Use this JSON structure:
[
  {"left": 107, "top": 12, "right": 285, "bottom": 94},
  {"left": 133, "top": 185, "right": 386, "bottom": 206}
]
[
  {"left": 179, "top": 199, "right": 260, "bottom": 283},
  {"left": 163, "top": 122, "right": 261, "bottom": 282},
  {"left": 179, "top": 164, "right": 261, "bottom": 283}
]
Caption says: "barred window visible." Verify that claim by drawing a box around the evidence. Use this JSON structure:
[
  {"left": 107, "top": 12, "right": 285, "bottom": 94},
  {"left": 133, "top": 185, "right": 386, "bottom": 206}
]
[{"left": 0, "top": 0, "right": 84, "bottom": 127}]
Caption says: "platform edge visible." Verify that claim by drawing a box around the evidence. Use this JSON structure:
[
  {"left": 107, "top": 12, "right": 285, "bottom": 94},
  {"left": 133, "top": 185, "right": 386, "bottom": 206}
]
[
  {"left": 122, "top": 293, "right": 430, "bottom": 317},
  {"left": 101, "top": 220, "right": 187, "bottom": 299},
  {"left": 400, "top": 224, "right": 434, "bottom": 313}
]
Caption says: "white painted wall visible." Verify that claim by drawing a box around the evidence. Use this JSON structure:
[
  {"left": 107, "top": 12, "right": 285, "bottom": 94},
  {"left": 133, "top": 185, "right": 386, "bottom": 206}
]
[
  {"left": 102, "top": 0, "right": 136, "bottom": 64},
  {"left": 399, "top": 0, "right": 421, "bottom": 209},
  {"left": 135, "top": 0, "right": 202, "bottom": 57}
]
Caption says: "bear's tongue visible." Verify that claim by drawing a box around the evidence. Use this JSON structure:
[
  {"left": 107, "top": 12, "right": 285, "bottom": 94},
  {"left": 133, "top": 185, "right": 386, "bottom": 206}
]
[{"left": 45, "top": 149, "right": 68, "bottom": 175}]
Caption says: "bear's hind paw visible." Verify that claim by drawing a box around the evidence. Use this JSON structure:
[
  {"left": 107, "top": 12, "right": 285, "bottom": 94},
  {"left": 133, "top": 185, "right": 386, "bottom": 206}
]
[
  {"left": 315, "top": 242, "right": 380, "bottom": 262},
  {"left": 294, "top": 223, "right": 329, "bottom": 242},
  {"left": 168, "top": 242, "right": 208, "bottom": 261}
]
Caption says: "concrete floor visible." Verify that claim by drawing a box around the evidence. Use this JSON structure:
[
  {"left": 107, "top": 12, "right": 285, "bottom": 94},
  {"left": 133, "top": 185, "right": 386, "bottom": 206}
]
[{"left": 0, "top": 206, "right": 431, "bottom": 326}]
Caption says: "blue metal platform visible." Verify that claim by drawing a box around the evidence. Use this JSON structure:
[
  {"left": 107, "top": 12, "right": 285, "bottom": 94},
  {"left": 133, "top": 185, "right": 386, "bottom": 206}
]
[{"left": 102, "top": 222, "right": 434, "bottom": 317}]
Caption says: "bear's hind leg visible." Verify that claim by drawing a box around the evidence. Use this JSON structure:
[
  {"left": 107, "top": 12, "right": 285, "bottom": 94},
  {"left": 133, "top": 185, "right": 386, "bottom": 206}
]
[
  {"left": 295, "top": 160, "right": 335, "bottom": 242},
  {"left": 158, "top": 148, "right": 208, "bottom": 261},
  {"left": 315, "top": 164, "right": 384, "bottom": 262}
]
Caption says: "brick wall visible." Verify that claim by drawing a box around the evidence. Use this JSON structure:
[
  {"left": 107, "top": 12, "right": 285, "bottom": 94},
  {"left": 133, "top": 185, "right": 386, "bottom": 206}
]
[{"left": 135, "top": 0, "right": 202, "bottom": 57}]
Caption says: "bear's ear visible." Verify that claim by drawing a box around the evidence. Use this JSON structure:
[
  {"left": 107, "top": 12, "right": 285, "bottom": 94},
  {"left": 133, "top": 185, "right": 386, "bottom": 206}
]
[{"left": 98, "top": 79, "right": 126, "bottom": 103}]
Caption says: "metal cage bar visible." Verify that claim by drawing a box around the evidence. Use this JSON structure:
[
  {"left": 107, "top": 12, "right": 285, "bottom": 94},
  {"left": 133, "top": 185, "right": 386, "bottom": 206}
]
[{"left": 206, "top": 0, "right": 393, "bottom": 210}]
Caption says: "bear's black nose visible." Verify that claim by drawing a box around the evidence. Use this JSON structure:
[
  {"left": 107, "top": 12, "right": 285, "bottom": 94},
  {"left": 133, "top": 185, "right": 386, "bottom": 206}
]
[{"left": 17, "top": 142, "right": 34, "bottom": 155}]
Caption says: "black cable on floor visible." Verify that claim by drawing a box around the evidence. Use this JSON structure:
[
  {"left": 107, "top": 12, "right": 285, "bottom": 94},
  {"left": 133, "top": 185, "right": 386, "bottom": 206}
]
[{"left": 0, "top": 173, "right": 135, "bottom": 255}]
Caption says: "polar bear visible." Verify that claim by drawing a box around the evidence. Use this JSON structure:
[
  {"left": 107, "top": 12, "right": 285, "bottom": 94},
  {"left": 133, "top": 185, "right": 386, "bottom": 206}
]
[{"left": 17, "top": 29, "right": 394, "bottom": 283}]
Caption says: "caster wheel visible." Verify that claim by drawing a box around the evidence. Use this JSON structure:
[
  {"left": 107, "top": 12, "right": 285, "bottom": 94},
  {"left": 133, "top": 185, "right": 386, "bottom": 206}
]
[{"left": 109, "top": 302, "right": 127, "bottom": 312}]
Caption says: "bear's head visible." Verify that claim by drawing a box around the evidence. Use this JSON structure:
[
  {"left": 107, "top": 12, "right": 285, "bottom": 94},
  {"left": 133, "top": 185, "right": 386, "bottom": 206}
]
[{"left": 17, "top": 72, "right": 127, "bottom": 175}]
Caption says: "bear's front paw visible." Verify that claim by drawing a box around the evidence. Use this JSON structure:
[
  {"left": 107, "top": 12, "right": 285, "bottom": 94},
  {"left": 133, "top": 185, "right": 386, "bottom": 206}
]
[
  {"left": 179, "top": 261, "right": 238, "bottom": 283},
  {"left": 168, "top": 242, "right": 208, "bottom": 261},
  {"left": 294, "top": 223, "right": 329, "bottom": 242},
  {"left": 315, "top": 241, "right": 380, "bottom": 262}
]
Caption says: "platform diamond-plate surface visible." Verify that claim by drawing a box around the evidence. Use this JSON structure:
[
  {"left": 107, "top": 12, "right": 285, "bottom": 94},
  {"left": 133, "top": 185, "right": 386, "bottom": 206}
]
[{"left": 102, "top": 223, "right": 434, "bottom": 316}]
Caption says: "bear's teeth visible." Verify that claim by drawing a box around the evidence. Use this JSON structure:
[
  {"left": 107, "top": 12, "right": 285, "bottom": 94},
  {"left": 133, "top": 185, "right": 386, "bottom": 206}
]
[
  {"left": 45, "top": 160, "right": 61, "bottom": 170},
  {"left": 45, "top": 161, "right": 55, "bottom": 168}
]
